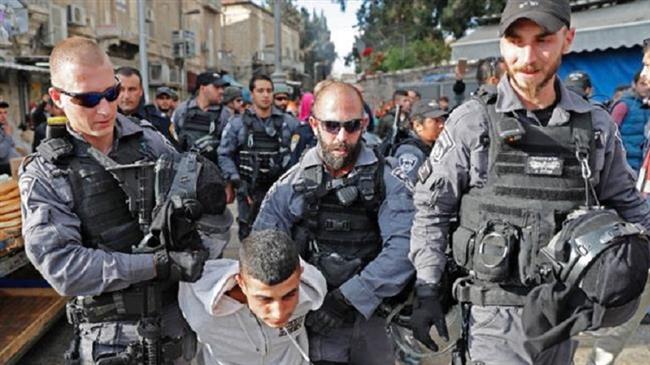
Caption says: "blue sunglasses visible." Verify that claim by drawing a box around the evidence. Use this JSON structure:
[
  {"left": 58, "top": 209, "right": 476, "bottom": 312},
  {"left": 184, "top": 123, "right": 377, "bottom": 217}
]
[{"left": 56, "top": 79, "right": 121, "bottom": 108}]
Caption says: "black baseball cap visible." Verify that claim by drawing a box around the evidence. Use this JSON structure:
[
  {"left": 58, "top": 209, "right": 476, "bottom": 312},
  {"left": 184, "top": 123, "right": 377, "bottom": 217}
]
[
  {"left": 196, "top": 72, "right": 230, "bottom": 88},
  {"left": 412, "top": 102, "right": 448, "bottom": 120},
  {"left": 564, "top": 71, "right": 592, "bottom": 96},
  {"left": 500, "top": 0, "right": 571, "bottom": 36},
  {"left": 155, "top": 86, "right": 176, "bottom": 98},
  {"left": 0, "top": 101, "right": 8, "bottom": 108}
]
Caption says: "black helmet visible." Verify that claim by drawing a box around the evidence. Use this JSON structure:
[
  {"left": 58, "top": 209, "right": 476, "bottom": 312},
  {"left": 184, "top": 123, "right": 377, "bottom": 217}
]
[{"left": 523, "top": 207, "right": 650, "bottom": 358}]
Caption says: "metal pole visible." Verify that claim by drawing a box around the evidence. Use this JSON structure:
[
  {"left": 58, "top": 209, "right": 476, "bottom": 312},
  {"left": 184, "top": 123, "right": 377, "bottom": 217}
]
[
  {"left": 271, "top": 0, "right": 285, "bottom": 84},
  {"left": 138, "top": 0, "right": 149, "bottom": 103}
]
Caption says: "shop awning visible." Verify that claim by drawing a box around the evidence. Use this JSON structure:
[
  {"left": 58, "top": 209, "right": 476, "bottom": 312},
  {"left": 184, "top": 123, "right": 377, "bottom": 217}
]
[
  {"left": 451, "top": 0, "right": 650, "bottom": 61},
  {"left": 0, "top": 61, "right": 49, "bottom": 73}
]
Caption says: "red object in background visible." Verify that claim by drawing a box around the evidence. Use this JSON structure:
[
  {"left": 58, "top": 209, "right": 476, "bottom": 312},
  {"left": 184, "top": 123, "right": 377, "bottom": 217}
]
[{"left": 361, "top": 47, "right": 373, "bottom": 57}]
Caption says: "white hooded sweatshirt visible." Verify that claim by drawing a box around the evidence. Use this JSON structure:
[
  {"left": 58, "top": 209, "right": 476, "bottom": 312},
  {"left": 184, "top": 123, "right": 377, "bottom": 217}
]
[{"left": 179, "top": 259, "right": 327, "bottom": 365}]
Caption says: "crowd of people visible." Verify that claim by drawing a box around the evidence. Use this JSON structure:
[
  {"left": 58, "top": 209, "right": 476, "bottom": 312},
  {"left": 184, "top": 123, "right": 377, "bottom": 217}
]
[{"left": 13, "top": 0, "right": 650, "bottom": 364}]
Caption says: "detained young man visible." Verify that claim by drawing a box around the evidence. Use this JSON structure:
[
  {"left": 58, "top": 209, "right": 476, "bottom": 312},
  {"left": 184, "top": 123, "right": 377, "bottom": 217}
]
[{"left": 179, "top": 230, "right": 327, "bottom": 365}]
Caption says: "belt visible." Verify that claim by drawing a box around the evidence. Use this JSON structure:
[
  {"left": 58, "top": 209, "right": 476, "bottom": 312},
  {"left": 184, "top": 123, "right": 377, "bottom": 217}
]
[
  {"left": 67, "top": 282, "right": 178, "bottom": 324},
  {"left": 452, "top": 277, "right": 531, "bottom": 306}
]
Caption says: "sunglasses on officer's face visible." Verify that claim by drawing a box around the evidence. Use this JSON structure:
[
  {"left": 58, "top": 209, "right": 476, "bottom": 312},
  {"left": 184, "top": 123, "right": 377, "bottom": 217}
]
[
  {"left": 274, "top": 96, "right": 288, "bottom": 102},
  {"left": 313, "top": 116, "right": 364, "bottom": 135},
  {"left": 55, "top": 79, "right": 121, "bottom": 108}
]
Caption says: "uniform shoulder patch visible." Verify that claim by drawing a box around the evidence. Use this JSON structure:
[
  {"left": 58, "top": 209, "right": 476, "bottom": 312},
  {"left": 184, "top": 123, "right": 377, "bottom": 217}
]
[
  {"left": 430, "top": 129, "right": 455, "bottom": 163},
  {"left": 397, "top": 152, "right": 419, "bottom": 174},
  {"left": 418, "top": 158, "right": 432, "bottom": 183}
]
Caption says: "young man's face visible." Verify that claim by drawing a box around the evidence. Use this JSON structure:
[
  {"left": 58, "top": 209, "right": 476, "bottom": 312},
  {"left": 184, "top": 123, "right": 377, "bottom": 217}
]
[
  {"left": 642, "top": 48, "right": 650, "bottom": 85},
  {"left": 634, "top": 77, "right": 650, "bottom": 98},
  {"left": 394, "top": 94, "right": 412, "bottom": 114},
  {"left": 117, "top": 73, "right": 143, "bottom": 114},
  {"left": 0, "top": 108, "right": 7, "bottom": 124},
  {"left": 500, "top": 19, "right": 575, "bottom": 101},
  {"left": 50, "top": 61, "right": 118, "bottom": 141},
  {"left": 155, "top": 94, "right": 173, "bottom": 112},
  {"left": 252, "top": 79, "right": 274, "bottom": 111},
  {"left": 237, "top": 267, "right": 302, "bottom": 328}
]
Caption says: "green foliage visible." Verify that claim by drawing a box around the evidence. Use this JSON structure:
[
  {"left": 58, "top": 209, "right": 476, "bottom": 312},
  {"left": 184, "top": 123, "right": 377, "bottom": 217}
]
[{"left": 345, "top": 0, "right": 507, "bottom": 73}]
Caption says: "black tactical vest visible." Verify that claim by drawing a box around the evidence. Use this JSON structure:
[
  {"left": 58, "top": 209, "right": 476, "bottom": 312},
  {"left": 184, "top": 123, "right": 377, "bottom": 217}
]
[
  {"left": 179, "top": 107, "right": 221, "bottom": 151},
  {"left": 452, "top": 98, "right": 592, "bottom": 290},
  {"left": 291, "top": 151, "right": 386, "bottom": 288},
  {"left": 238, "top": 112, "right": 288, "bottom": 190},
  {"left": 37, "top": 131, "right": 152, "bottom": 253}
]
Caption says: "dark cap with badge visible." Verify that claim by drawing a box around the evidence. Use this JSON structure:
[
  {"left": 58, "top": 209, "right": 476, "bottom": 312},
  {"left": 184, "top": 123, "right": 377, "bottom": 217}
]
[
  {"left": 500, "top": 0, "right": 571, "bottom": 36},
  {"left": 564, "top": 71, "right": 592, "bottom": 97},
  {"left": 412, "top": 102, "right": 448, "bottom": 121},
  {"left": 155, "top": 86, "right": 177, "bottom": 98},
  {"left": 196, "top": 72, "right": 230, "bottom": 88},
  {"left": 0, "top": 101, "right": 8, "bottom": 108}
]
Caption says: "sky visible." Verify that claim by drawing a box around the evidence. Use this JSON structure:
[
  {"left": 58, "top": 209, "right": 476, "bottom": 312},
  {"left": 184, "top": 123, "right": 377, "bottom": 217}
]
[{"left": 295, "top": 0, "right": 361, "bottom": 76}]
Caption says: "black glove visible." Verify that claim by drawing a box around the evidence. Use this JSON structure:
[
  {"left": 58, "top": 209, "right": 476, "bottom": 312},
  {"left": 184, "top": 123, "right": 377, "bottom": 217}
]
[
  {"left": 154, "top": 249, "right": 208, "bottom": 282},
  {"left": 305, "top": 289, "right": 356, "bottom": 335},
  {"left": 410, "top": 284, "right": 449, "bottom": 351},
  {"left": 150, "top": 197, "right": 203, "bottom": 251}
]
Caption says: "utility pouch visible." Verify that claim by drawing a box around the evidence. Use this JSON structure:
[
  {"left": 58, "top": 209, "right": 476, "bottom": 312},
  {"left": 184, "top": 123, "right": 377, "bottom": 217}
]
[
  {"left": 452, "top": 226, "right": 476, "bottom": 270},
  {"left": 472, "top": 221, "right": 519, "bottom": 282},
  {"left": 517, "top": 224, "right": 541, "bottom": 285},
  {"left": 312, "top": 252, "right": 363, "bottom": 288}
]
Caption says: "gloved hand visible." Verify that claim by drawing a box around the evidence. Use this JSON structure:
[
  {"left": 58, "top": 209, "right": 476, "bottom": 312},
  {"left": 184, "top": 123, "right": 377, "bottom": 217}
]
[
  {"left": 150, "top": 197, "right": 203, "bottom": 251},
  {"left": 410, "top": 284, "right": 449, "bottom": 351},
  {"left": 154, "top": 248, "right": 208, "bottom": 283},
  {"left": 305, "top": 288, "right": 356, "bottom": 335}
]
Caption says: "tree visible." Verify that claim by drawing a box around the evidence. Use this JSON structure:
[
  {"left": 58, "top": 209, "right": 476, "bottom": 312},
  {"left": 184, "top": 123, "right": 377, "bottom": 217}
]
[
  {"left": 300, "top": 8, "right": 337, "bottom": 82},
  {"left": 344, "top": 0, "right": 507, "bottom": 73}
]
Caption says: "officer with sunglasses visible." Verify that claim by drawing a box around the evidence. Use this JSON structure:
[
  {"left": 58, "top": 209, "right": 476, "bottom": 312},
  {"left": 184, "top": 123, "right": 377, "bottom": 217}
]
[
  {"left": 253, "top": 81, "right": 415, "bottom": 365},
  {"left": 19, "top": 37, "right": 204, "bottom": 364},
  {"left": 273, "top": 83, "right": 292, "bottom": 113},
  {"left": 218, "top": 74, "right": 299, "bottom": 241}
]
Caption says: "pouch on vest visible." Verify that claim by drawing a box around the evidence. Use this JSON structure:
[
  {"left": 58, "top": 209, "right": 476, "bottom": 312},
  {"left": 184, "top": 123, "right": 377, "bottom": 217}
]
[
  {"left": 451, "top": 225, "right": 476, "bottom": 270},
  {"left": 311, "top": 251, "right": 363, "bottom": 289},
  {"left": 472, "top": 220, "right": 519, "bottom": 283}
]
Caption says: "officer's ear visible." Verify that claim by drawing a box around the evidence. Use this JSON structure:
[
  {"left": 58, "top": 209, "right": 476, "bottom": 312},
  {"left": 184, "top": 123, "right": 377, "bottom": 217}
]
[
  {"left": 308, "top": 115, "right": 319, "bottom": 134},
  {"left": 49, "top": 87, "right": 64, "bottom": 109},
  {"left": 562, "top": 27, "right": 576, "bottom": 54}
]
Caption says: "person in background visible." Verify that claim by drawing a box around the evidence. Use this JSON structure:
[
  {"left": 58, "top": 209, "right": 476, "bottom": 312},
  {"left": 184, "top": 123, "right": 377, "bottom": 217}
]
[
  {"left": 32, "top": 94, "right": 65, "bottom": 150},
  {"left": 0, "top": 101, "right": 17, "bottom": 174},
  {"left": 376, "top": 89, "right": 412, "bottom": 140},
  {"left": 437, "top": 96, "right": 450, "bottom": 112},
  {"left": 154, "top": 86, "right": 176, "bottom": 118},
  {"left": 612, "top": 71, "right": 650, "bottom": 172},
  {"left": 274, "top": 83, "right": 292, "bottom": 113},
  {"left": 408, "top": 90, "right": 422, "bottom": 104}
]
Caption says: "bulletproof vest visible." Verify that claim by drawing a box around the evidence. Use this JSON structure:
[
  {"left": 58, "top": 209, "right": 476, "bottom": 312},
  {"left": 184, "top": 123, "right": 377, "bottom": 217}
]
[
  {"left": 452, "top": 97, "right": 593, "bottom": 289},
  {"left": 179, "top": 106, "right": 221, "bottom": 151},
  {"left": 37, "top": 132, "right": 149, "bottom": 253},
  {"left": 292, "top": 150, "right": 385, "bottom": 288},
  {"left": 392, "top": 136, "right": 432, "bottom": 158},
  {"left": 238, "top": 112, "right": 287, "bottom": 189}
]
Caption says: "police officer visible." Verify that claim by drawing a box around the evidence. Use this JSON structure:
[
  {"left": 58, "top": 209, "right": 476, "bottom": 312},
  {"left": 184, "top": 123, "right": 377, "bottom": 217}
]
[
  {"left": 273, "top": 83, "right": 292, "bottom": 113},
  {"left": 218, "top": 74, "right": 299, "bottom": 240},
  {"left": 116, "top": 66, "right": 176, "bottom": 144},
  {"left": 253, "top": 81, "right": 415, "bottom": 365},
  {"left": 392, "top": 102, "right": 447, "bottom": 183},
  {"left": 221, "top": 85, "right": 243, "bottom": 124},
  {"left": 409, "top": 1, "right": 650, "bottom": 364},
  {"left": 154, "top": 86, "right": 176, "bottom": 118},
  {"left": 376, "top": 89, "right": 412, "bottom": 141},
  {"left": 172, "top": 72, "right": 230, "bottom": 151},
  {"left": 19, "top": 37, "right": 207, "bottom": 364}
]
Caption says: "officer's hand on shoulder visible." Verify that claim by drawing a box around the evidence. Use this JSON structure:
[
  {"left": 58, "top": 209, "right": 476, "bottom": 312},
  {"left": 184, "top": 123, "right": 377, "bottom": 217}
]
[{"left": 410, "top": 284, "right": 449, "bottom": 351}]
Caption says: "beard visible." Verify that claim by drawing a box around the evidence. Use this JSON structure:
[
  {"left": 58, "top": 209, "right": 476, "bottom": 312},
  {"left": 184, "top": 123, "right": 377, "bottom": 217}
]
[
  {"left": 507, "top": 56, "right": 561, "bottom": 100},
  {"left": 316, "top": 129, "right": 362, "bottom": 170}
]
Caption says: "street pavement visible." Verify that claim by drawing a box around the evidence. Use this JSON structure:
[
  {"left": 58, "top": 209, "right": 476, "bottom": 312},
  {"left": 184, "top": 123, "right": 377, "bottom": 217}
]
[{"left": 19, "top": 203, "right": 650, "bottom": 364}]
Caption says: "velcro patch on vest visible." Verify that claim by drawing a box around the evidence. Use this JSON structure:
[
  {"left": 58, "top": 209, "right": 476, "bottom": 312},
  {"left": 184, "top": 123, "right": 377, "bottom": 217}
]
[
  {"left": 418, "top": 159, "right": 432, "bottom": 183},
  {"left": 398, "top": 153, "right": 418, "bottom": 174},
  {"left": 525, "top": 156, "right": 564, "bottom": 176},
  {"left": 430, "top": 129, "right": 455, "bottom": 163}
]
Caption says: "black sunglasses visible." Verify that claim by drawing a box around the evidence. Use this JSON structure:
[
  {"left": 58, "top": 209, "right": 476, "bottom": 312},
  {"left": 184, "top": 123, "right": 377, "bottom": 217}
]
[
  {"left": 56, "top": 80, "right": 121, "bottom": 108},
  {"left": 314, "top": 116, "right": 364, "bottom": 134},
  {"left": 274, "top": 96, "right": 288, "bottom": 101}
]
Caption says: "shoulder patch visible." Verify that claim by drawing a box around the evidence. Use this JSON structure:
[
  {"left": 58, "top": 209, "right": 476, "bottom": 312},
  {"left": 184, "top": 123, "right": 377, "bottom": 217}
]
[
  {"left": 290, "top": 133, "right": 300, "bottom": 152},
  {"left": 430, "top": 129, "right": 455, "bottom": 163},
  {"left": 418, "top": 158, "right": 432, "bottom": 183},
  {"left": 390, "top": 165, "right": 414, "bottom": 191},
  {"left": 19, "top": 175, "right": 35, "bottom": 204},
  {"left": 397, "top": 152, "right": 418, "bottom": 173}
]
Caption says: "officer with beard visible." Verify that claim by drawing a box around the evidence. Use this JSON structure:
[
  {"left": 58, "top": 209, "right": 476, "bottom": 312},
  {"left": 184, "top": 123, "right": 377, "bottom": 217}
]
[
  {"left": 154, "top": 86, "right": 176, "bottom": 118},
  {"left": 409, "top": 1, "right": 650, "bottom": 364},
  {"left": 253, "top": 81, "right": 415, "bottom": 365},
  {"left": 116, "top": 67, "right": 176, "bottom": 144},
  {"left": 218, "top": 74, "right": 299, "bottom": 240},
  {"left": 172, "top": 72, "right": 230, "bottom": 151}
]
